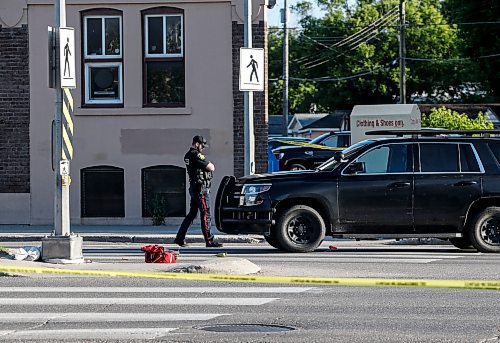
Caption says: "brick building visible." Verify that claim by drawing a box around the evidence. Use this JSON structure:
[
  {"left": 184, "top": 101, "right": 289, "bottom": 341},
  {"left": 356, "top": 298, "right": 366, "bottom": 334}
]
[{"left": 0, "top": 0, "right": 268, "bottom": 225}]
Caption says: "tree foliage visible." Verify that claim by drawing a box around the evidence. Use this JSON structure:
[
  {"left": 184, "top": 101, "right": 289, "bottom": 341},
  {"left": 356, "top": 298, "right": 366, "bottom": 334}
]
[
  {"left": 421, "top": 107, "right": 494, "bottom": 130},
  {"left": 268, "top": 0, "right": 498, "bottom": 114}
]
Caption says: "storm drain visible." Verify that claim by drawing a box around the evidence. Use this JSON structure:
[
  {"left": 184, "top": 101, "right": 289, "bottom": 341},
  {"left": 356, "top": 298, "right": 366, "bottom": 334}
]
[{"left": 195, "top": 324, "right": 295, "bottom": 333}]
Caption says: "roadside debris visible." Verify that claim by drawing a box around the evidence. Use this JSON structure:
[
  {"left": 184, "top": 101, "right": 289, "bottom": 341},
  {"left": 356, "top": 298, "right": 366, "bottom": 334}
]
[
  {"left": 9, "top": 246, "right": 42, "bottom": 261},
  {"left": 140, "top": 245, "right": 177, "bottom": 263},
  {"left": 216, "top": 252, "right": 227, "bottom": 257}
]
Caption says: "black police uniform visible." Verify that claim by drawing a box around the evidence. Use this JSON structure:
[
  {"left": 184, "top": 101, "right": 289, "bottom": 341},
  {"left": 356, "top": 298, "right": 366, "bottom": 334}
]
[{"left": 175, "top": 147, "right": 216, "bottom": 246}]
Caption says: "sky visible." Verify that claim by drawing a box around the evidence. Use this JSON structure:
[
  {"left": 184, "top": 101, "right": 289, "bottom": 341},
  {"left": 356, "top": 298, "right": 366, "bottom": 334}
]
[{"left": 267, "top": 0, "right": 325, "bottom": 27}]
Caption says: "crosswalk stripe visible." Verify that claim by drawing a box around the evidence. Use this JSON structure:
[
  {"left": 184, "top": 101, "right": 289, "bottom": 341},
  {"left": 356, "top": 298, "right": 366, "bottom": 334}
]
[
  {"left": 0, "top": 297, "right": 278, "bottom": 306},
  {"left": 0, "top": 287, "right": 313, "bottom": 293},
  {"left": 0, "top": 313, "right": 227, "bottom": 322},
  {"left": 0, "top": 328, "right": 176, "bottom": 340}
]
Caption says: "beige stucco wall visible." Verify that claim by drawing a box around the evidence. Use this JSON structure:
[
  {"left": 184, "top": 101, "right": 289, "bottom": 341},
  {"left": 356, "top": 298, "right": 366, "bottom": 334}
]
[{"left": 26, "top": 0, "right": 265, "bottom": 225}]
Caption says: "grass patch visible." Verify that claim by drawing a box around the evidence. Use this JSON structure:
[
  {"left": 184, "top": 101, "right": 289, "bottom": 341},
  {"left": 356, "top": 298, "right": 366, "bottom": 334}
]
[{"left": 0, "top": 246, "right": 9, "bottom": 255}]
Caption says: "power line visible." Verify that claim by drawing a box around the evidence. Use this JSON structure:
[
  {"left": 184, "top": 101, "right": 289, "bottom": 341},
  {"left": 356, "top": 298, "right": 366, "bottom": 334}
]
[
  {"left": 289, "top": 65, "right": 389, "bottom": 82},
  {"left": 267, "top": 21, "right": 500, "bottom": 30}
]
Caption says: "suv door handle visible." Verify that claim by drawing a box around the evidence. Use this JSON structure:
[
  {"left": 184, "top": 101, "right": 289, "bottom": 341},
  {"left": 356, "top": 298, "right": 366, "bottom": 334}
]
[
  {"left": 388, "top": 182, "right": 411, "bottom": 189},
  {"left": 454, "top": 180, "right": 478, "bottom": 187}
]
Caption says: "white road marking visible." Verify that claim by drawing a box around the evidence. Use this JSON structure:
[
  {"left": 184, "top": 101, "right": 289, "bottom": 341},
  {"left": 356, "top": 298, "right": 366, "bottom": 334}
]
[
  {"left": 0, "top": 287, "right": 314, "bottom": 293},
  {"left": 0, "top": 313, "right": 228, "bottom": 322},
  {"left": 0, "top": 297, "right": 278, "bottom": 306},
  {"left": 0, "top": 328, "right": 176, "bottom": 340}
]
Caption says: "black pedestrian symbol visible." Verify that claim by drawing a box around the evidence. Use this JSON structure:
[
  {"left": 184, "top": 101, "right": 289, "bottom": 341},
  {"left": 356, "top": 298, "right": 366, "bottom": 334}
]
[
  {"left": 63, "top": 37, "right": 72, "bottom": 78},
  {"left": 247, "top": 55, "right": 259, "bottom": 82}
]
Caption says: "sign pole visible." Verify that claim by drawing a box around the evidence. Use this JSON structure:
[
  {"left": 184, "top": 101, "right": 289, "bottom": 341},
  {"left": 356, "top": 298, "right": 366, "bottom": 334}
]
[
  {"left": 243, "top": 0, "right": 255, "bottom": 175},
  {"left": 42, "top": 0, "right": 83, "bottom": 263}
]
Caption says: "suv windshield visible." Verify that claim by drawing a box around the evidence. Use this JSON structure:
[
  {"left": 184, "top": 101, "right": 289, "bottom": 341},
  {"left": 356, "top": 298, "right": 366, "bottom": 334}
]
[
  {"left": 309, "top": 132, "right": 332, "bottom": 145},
  {"left": 317, "top": 140, "right": 374, "bottom": 171}
]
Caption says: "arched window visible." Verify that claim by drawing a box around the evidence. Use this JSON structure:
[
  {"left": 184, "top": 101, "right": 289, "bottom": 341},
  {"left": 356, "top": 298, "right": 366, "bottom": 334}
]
[
  {"left": 142, "top": 165, "right": 185, "bottom": 217},
  {"left": 81, "top": 166, "right": 124, "bottom": 217}
]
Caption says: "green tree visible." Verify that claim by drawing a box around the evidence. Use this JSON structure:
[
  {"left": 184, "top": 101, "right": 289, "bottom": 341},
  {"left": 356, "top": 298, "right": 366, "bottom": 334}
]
[
  {"left": 421, "top": 107, "right": 494, "bottom": 130},
  {"left": 268, "top": 0, "right": 468, "bottom": 113},
  {"left": 442, "top": 0, "right": 500, "bottom": 101}
]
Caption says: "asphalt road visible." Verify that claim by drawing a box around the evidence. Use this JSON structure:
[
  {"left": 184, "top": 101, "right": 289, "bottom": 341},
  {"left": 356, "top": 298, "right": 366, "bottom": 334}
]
[{"left": 0, "top": 241, "right": 499, "bottom": 342}]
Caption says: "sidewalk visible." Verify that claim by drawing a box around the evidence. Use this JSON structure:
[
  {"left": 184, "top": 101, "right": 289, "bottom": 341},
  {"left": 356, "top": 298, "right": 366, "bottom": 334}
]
[{"left": 0, "top": 225, "right": 261, "bottom": 244}]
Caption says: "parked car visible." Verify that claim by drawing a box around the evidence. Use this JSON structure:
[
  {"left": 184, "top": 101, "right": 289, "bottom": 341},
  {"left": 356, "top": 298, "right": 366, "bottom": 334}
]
[
  {"left": 268, "top": 136, "right": 311, "bottom": 150},
  {"left": 272, "top": 131, "right": 351, "bottom": 171},
  {"left": 215, "top": 130, "right": 500, "bottom": 253}
]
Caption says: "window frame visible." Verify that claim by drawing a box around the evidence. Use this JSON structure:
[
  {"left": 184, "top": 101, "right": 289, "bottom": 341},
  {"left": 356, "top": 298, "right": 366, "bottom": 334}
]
[
  {"left": 417, "top": 142, "right": 485, "bottom": 174},
  {"left": 83, "top": 15, "right": 123, "bottom": 59},
  {"left": 84, "top": 62, "right": 123, "bottom": 105},
  {"left": 144, "top": 14, "right": 184, "bottom": 58},
  {"left": 81, "top": 9, "right": 124, "bottom": 108},
  {"left": 341, "top": 142, "right": 414, "bottom": 176},
  {"left": 142, "top": 7, "right": 186, "bottom": 108}
]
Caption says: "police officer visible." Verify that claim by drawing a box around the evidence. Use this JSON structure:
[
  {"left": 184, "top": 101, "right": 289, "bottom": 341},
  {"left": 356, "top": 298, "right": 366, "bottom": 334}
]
[{"left": 174, "top": 135, "right": 223, "bottom": 248}]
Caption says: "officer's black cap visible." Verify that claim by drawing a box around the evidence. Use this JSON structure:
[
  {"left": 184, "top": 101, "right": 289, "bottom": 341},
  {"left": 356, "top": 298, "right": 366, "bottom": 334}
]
[{"left": 192, "top": 135, "right": 208, "bottom": 147}]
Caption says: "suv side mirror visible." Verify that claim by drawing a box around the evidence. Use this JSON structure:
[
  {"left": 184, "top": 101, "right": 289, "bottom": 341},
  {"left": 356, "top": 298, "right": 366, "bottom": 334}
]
[
  {"left": 333, "top": 151, "right": 344, "bottom": 161},
  {"left": 345, "top": 161, "right": 365, "bottom": 174}
]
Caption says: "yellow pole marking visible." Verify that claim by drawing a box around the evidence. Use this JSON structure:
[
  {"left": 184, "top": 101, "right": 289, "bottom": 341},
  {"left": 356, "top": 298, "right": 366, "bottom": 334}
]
[
  {"left": 61, "top": 150, "right": 67, "bottom": 160},
  {"left": 63, "top": 103, "right": 73, "bottom": 135},
  {"left": 62, "top": 129, "right": 73, "bottom": 159},
  {"left": 0, "top": 266, "right": 499, "bottom": 291},
  {"left": 64, "top": 88, "right": 74, "bottom": 112}
]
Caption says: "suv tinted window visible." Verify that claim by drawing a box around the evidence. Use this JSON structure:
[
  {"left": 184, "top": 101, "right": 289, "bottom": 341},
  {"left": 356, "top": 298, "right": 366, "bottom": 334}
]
[
  {"left": 420, "top": 143, "right": 459, "bottom": 172},
  {"left": 487, "top": 142, "right": 500, "bottom": 164},
  {"left": 356, "top": 144, "right": 411, "bottom": 174},
  {"left": 459, "top": 144, "right": 480, "bottom": 172},
  {"left": 321, "top": 135, "right": 339, "bottom": 147}
]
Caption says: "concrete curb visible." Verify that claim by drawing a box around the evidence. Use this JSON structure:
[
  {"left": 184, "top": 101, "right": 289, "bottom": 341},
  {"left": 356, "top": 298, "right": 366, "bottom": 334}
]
[{"left": 0, "top": 234, "right": 263, "bottom": 244}]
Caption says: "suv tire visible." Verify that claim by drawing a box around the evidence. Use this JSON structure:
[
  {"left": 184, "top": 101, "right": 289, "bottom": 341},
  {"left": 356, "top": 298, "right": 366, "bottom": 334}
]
[
  {"left": 449, "top": 237, "right": 474, "bottom": 250},
  {"left": 469, "top": 207, "right": 500, "bottom": 253},
  {"left": 275, "top": 205, "right": 325, "bottom": 253},
  {"left": 264, "top": 232, "right": 283, "bottom": 250}
]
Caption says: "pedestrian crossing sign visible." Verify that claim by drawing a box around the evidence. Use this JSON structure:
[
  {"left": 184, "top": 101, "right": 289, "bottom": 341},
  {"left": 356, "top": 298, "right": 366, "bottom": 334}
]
[
  {"left": 239, "top": 48, "right": 264, "bottom": 92},
  {"left": 59, "top": 27, "right": 76, "bottom": 89}
]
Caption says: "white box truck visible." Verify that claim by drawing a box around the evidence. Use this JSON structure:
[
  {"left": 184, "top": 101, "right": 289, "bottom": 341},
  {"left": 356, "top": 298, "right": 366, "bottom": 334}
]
[{"left": 350, "top": 104, "right": 421, "bottom": 144}]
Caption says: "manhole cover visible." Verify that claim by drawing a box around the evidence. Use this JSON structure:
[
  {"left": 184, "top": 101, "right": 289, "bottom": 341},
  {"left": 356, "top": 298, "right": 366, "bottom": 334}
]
[{"left": 195, "top": 324, "right": 295, "bottom": 333}]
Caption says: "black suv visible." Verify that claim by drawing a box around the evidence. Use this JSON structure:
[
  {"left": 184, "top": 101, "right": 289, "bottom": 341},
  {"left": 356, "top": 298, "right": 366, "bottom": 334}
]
[
  {"left": 272, "top": 131, "right": 350, "bottom": 171},
  {"left": 215, "top": 130, "right": 500, "bottom": 253}
]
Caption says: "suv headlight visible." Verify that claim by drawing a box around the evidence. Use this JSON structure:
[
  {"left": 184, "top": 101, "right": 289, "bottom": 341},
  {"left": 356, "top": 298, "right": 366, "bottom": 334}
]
[{"left": 241, "top": 184, "right": 271, "bottom": 206}]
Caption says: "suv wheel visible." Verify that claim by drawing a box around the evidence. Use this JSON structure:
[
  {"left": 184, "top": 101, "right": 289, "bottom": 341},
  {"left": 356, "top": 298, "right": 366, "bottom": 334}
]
[
  {"left": 287, "top": 163, "right": 306, "bottom": 171},
  {"left": 449, "top": 237, "right": 474, "bottom": 250},
  {"left": 275, "top": 205, "right": 325, "bottom": 253},
  {"left": 264, "top": 232, "right": 283, "bottom": 250},
  {"left": 469, "top": 207, "right": 500, "bottom": 253}
]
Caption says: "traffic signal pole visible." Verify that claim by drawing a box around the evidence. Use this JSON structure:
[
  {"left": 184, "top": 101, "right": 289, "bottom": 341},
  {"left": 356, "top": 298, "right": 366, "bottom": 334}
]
[{"left": 243, "top": 0, "right": 256, "bottom": 175}]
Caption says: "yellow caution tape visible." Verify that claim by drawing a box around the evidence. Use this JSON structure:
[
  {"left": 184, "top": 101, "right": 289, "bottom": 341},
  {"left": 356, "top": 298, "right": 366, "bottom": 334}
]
[
  {"left": 273, "top": 140, "right": 345, "bottom": 151},
  {"left": 0, "top": 266, "right": 499, "bottom": 291}
]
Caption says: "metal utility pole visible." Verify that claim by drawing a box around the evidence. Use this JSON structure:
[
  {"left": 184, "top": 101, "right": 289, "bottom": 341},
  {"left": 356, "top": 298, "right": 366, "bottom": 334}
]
[
  {"left": 282, "top": 0, "right": 289, "bottom": 136},
  {"left": 398, "top": 0, "right": 406, "bottom": 104},
  {"left": 42, "top": 0, "right": 83, "bottom": 262},
  {"left": 243, "top": 0, "right": 255, "bottom": 175}
]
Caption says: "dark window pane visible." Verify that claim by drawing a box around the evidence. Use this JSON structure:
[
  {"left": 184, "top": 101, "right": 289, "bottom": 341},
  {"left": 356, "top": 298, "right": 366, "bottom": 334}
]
[
  {"left": 420, "top": 144, "right": 459, "bottom": 172},
  {"left": 460, "top": 144, "right": 480, "bottom": 172},
  {"left": 147, "top": 17, "right": 164, "bottom": 54},
  {"left": 105, "top": 17, "right": 120, "bottom": 55},
  {"left": 146, "top": 61, "right": 185, "bottom": 105},
  {"left": 387, "top": 144, "right": 411, "bottom": 173},
  {"left": 89, "top": 66, "right": 120, "bottom": 100},
  {"left": 487, "top": 142, "right": 500, "bottom": 164},
  {"left": 81, "top": 167, "right": 124, "bottom": 217},
  {"left": 142, "top": 166, "right": 186, "bottom": 217},
  {"left": 166, "top": 16, "right": 182, "bottom": 54},
  {"left": 86, "top": 18, "right": 102, "bottom": 55}
]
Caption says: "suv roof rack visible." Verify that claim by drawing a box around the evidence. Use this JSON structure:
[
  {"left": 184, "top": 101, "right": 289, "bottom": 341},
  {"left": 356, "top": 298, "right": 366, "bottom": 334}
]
[{"left": 366, "top": 129, "right": 500, "bottom": 138}]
